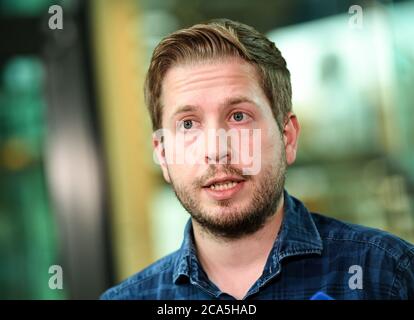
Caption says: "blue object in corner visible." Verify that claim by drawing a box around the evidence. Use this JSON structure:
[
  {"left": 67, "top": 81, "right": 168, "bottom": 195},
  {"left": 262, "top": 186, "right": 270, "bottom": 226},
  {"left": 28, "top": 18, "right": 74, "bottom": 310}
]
[{"left": 310, "top": 291, "right": 335, "bottom": 300}]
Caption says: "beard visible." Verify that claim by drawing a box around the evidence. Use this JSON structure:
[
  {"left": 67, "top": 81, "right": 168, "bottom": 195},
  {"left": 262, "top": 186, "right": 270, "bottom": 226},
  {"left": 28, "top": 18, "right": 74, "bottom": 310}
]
[{"left": 168, "top": 151, "right": 287, "bottom": 240}]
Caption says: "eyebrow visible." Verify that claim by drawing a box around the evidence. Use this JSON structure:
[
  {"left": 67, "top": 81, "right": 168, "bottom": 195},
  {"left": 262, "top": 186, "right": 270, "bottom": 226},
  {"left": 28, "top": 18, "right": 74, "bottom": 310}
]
[
  {"left": 172, "top": 105, "right": 198, "bottom": 118},
  {"left": 171, "top": 96, "right": 259, "bottom": 118},
  {"left": 222, "top": 96, "right": 257, "bottom": 108}
]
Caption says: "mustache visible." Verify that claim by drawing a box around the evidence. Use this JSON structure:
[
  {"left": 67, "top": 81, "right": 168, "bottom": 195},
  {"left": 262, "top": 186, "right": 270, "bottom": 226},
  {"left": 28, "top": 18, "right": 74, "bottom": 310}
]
[{"left": 194, "top": 164, "right": 251, "bottom": 188}]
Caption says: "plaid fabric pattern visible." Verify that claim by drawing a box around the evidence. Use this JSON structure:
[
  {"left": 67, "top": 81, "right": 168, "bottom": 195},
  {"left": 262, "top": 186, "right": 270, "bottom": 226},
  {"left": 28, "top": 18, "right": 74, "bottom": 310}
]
[{"left": 101, "top": 190, "right": 414, "bottom": 300}]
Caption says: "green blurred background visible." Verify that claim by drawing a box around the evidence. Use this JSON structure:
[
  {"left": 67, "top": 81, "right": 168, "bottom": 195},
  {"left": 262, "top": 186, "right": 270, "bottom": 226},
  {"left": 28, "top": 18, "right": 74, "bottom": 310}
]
[{"left": 0, "top": 0, "right": 413, "bottom": 299}]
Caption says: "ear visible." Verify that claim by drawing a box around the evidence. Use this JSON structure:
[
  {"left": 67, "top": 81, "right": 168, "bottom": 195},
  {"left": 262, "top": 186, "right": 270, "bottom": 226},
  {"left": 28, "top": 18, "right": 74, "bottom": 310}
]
[
  {"left": 152, "top": 132, "right": 171, "bottom": 184},
  {"left": 282, "top": 112, "right": 300, "bottom": 166}
]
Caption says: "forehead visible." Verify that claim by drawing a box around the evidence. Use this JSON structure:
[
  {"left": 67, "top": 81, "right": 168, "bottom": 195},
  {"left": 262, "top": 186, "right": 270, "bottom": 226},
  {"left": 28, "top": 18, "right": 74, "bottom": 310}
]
[
  {"left": 164, "top": 57, "right": 260, "bottom": 92},
  {"left": 161, "top": 57, "right": 265, "bottom": 116}
]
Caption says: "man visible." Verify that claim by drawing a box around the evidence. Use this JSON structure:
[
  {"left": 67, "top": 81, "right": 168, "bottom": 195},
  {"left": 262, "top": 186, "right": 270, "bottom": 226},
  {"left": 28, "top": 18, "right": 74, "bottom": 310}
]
[{"left": 101, "top": 19, "right": 414, "bottom": 300}]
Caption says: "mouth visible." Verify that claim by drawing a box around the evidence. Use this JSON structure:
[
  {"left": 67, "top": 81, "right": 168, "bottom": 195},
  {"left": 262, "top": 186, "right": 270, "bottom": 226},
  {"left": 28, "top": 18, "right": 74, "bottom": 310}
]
[
  {"left": 202, "top": 176, "right": 246, "bottom": 200},
  {"left": 208, "top": 181, "right": 239, "bottom": 191}
]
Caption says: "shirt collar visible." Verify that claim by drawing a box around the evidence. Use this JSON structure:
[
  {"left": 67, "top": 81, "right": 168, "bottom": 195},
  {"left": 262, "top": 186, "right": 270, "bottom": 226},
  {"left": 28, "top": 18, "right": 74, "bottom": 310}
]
[
  {"left": 172, "top": 189, "right": 323, "bottom": 284},
  {"left": 277, "top": 190, "right": 323, "bottom": 257},
  {"left": 172, "top": 220, "right": 196, "bottom": 284}
]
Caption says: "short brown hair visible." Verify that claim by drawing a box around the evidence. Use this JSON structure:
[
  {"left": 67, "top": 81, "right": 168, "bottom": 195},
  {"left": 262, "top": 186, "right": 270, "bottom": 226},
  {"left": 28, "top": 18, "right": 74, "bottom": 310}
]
[{"left": 144, "top": 18, "right": 292, "bottom": 131}]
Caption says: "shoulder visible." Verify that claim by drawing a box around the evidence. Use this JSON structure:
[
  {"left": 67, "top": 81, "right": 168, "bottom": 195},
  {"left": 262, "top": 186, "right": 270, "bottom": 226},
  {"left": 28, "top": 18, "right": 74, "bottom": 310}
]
[
  {"left": 311, "top": 212, "right": 414, "bottom": 298},
  {"left": 311, "top": 212, "right": 414, "bottom": 260},
  {"left": 100, "top": 250, "right": 179, "bottom": 300}
]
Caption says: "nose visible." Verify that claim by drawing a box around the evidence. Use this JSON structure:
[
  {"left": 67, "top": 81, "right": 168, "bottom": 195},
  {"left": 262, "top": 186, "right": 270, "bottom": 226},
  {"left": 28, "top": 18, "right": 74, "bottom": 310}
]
[
  {"left": 204, "top": 129, "right": 231, "bottom": 164},
  {"left": 205, "top": 150, "right": 230, "bottom": 164}
]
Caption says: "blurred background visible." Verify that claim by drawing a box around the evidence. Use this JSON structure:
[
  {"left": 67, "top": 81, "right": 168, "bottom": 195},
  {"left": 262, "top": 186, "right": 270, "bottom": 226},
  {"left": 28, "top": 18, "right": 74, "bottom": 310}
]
[{"left": 0, "top": 0, "right": 413, "bottom": 299}]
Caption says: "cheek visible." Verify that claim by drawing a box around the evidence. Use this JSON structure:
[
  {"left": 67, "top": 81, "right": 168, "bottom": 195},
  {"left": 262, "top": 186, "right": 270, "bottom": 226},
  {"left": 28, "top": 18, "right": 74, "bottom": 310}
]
[
  {"left": 236, "top": 130, "right": 260, "bottom": 166},
  {"left": 165, "top": 132, "right": 205, "bottom": 165},
  {"left": 261, "top": 126, "right": 284, "bottom": 161},
  {"left": 166, "top": 156, "right": 200, "bottom": 185},
  {"left": 166, "top": 163, "right": 187, "bottom": 184}
]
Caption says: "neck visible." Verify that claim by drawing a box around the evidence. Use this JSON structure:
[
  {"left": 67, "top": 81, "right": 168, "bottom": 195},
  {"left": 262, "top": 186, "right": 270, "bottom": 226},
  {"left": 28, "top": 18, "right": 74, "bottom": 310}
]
[{"left": 191, "top": 196, "right": 285, "bottom": 298}]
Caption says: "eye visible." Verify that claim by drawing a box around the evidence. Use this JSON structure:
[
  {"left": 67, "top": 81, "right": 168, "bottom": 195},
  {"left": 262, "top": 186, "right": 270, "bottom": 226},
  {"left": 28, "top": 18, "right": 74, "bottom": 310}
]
[
  {"left": 231, "top": 111, "right": 250, "bottom": 122},
  {"left": 183, "top": 120, "right": 193, "bottom": 129}
]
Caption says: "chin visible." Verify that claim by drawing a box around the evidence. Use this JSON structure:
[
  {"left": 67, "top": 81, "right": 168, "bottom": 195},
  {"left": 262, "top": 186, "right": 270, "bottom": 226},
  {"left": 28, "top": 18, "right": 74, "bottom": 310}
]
[{"left": 208, "top": 203, "right": 247, "bottom": 217}]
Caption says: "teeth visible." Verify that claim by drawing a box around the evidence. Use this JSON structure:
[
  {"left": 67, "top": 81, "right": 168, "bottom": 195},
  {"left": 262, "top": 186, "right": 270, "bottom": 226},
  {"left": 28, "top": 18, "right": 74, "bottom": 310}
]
[{"left": 210, "top": 181, "right": 237, "bottom": 191}]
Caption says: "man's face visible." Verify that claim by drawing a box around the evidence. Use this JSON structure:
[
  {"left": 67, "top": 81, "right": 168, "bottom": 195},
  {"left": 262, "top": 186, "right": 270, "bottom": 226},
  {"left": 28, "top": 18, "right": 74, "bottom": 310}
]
[{"left": 154, "top": 57, "right": 298, "bottom": 239}]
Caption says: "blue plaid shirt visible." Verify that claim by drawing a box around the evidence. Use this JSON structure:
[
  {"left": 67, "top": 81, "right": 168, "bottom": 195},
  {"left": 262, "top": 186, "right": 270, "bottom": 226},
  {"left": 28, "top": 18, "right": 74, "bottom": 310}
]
[{"left": 101, "top": 190, "right": 414, "bottom": 300}]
